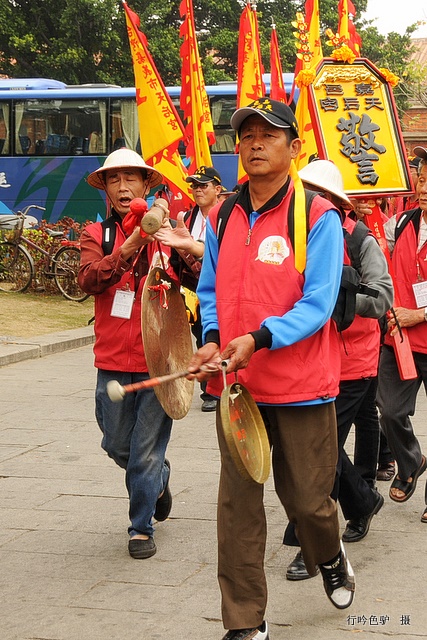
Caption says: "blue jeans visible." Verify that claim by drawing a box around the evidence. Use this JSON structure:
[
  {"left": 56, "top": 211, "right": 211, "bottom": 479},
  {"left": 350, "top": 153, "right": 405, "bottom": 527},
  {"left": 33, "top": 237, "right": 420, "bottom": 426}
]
[{"left": 95, "top": 370, "right": 172, "bottom": 537}]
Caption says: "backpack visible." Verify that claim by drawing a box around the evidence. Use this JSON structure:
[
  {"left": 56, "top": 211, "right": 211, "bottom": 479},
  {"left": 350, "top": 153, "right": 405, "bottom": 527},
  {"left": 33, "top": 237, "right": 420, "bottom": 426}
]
[
  {"left": 216, "top": 190, "right": 378, "bottom": 332},
  {"left": 394, "top": 207, "right": 421, "bottom": 244}
]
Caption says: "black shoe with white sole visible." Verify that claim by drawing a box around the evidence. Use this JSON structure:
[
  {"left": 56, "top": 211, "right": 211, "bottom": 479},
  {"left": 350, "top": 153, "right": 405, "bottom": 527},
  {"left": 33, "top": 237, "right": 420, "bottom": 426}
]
[
  {"left": 319, "top": 542, "right": 355, "bottom": 609},
  {"left": 221, "top": 621, "right": 269, "bottom": 640}
]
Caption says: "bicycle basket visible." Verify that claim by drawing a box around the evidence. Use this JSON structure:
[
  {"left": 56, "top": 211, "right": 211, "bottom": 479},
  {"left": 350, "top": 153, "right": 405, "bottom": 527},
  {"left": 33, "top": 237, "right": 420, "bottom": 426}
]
[{"left": 0, "top": 214, "right": 20, "bottom": 230}]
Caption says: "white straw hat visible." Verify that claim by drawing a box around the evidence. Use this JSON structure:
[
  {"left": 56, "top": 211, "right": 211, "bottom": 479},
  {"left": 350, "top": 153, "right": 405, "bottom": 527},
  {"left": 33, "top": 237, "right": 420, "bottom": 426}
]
[
  {"left": 87, "top": 148, "right": 163, "bottom": 190},
  {"left": 298, "top": 160, "right": 352, "bottom": 207}
]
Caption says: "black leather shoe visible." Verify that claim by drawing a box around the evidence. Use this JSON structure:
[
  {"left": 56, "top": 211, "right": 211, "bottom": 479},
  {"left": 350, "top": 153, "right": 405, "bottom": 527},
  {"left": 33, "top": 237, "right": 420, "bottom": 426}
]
[
  {"left": 201, "top": 398, "right": 217, "bottom": 412},
  {"left": 154, "top": 459, "right": 172, "bottom": 521},
  {"left": 342, "top": 490, "right": 384, "bottom": 543},
  {"left": 286, "top": 550, "right": 318, "bottom": 581}
]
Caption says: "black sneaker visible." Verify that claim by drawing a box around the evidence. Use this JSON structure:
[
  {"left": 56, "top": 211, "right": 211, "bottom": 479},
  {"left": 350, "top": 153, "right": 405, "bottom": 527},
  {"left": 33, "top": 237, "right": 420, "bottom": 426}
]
[
  {"left": 128, "top": 537, "right": 156, "bottom": 559},
  {"left": 319, "top": 542, "right": 355, "bottom": 609},
  {"left": 222, "top": 621, "right": 269, "bottom": 640},
  {"left": 154, "top": 459, "right": 172, "bottom": 521}
]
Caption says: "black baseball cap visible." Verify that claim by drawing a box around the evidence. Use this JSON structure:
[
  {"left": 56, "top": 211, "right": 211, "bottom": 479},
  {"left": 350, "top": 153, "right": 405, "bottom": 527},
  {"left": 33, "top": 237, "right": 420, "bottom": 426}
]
[
  {"left": 230, "top": 97, "right": 299, "bottom": 137},
  {"left": 185, "top": 166, "right": 222, "bottom": 184},
  {"left": 413, "top": 146, "right": 427, "bottom": 159}
]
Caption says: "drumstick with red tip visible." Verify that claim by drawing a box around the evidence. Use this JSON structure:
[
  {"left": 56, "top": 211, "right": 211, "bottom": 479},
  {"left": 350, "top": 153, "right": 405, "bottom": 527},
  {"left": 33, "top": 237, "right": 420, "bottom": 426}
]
[{"left": 107, "top": 362, "right": 221, "bottom": 402}]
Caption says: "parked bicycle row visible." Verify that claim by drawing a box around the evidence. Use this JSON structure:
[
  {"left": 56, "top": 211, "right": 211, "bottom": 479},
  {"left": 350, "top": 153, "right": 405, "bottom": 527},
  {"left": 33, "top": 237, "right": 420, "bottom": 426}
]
[{"left": 0, "top": 205, "right": 89, "bottom": 302}]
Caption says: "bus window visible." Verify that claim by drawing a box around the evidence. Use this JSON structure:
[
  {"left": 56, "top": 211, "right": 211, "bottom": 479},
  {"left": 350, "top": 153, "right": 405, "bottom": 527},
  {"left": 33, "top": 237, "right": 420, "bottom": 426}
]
[
  {"left": 210, "top": 96, "right": 236, "bottom": 153},
  {"left": 111, "top": 98, "right": 139, "bottom": 151},
  {"left": 15, "top": 98, "right": 108, "bottom": 155}
]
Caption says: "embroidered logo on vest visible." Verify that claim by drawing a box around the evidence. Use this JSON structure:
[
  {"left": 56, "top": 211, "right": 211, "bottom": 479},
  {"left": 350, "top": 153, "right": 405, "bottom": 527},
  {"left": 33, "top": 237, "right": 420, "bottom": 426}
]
[{"left": 256, "top": 236, "right": 289, "bottom": 265}]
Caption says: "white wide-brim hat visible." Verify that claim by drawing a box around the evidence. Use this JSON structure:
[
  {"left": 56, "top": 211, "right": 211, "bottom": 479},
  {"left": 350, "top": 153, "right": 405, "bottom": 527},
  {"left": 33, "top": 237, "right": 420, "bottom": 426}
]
[
  {"left": 87, "top": 148, "right": 163, "bottom": 190},
  {"left": 298, "top": 160, "right": 352, "bottom": 207}
]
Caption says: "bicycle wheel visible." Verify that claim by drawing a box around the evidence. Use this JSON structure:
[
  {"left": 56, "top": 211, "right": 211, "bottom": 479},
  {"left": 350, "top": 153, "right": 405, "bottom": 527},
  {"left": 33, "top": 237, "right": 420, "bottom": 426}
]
[
  {"left": 0, "top": 241, "right": 34, "bottom": 292},
  {"left": 53, "top": 245, "right": 89, "bottom": 302}
]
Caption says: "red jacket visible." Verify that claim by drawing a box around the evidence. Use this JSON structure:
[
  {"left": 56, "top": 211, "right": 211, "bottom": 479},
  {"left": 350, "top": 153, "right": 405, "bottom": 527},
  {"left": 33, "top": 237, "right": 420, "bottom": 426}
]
[
  {"left": 78, "top": 220, "right": 176, "bottom": 372},
  {"left": 385, "top": 208, "right": 427, "bottom": 354},
  {"left": 206, "top": 187, "right": 341, "bottom": 404}
]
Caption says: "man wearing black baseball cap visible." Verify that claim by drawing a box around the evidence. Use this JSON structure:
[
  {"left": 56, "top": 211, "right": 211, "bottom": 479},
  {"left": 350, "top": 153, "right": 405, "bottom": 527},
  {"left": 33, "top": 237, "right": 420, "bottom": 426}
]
[{"left": 188, "top": 98, "right": 355, "bottom": 639}]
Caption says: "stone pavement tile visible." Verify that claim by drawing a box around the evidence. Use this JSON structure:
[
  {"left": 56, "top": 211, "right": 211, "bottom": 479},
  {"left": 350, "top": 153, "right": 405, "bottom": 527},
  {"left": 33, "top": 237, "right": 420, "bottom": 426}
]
[
  {"left": 2, "top": 496, "right": 128, "bottom": 534},
  {"left": 2, "top": 604, "right": 221, "bottom": 640}
]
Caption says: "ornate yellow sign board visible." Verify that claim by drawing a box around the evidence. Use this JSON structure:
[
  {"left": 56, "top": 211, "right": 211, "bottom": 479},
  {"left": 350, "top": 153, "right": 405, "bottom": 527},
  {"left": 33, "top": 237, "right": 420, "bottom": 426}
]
[{"left": 308, "top": 58, "right": 413, "bottom": 196}]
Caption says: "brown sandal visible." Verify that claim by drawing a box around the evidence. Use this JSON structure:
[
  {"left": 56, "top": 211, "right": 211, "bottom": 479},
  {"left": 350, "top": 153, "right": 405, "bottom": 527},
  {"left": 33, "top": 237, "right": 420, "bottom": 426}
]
[
  {"left": 376, "top": 461, "right": 395, "bottom": 481},
  {"left": 421, "top": 506, "right": 427, "bottom": 524}
]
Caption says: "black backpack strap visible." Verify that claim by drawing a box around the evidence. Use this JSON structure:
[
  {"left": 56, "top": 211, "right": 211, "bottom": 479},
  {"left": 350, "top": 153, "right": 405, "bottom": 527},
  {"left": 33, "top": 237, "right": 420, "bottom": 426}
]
[
  {"left": 216, "top": 193, "right": 239, "bottom": 248},
  {"left": 101, "top": 216, "right": 118, "bottom": 256},
  {"left": 395, "top": 207, "right": 422, "bottom": 243},
  {"left": 344, "top": 220, "right": 370, "bottom": 273}
]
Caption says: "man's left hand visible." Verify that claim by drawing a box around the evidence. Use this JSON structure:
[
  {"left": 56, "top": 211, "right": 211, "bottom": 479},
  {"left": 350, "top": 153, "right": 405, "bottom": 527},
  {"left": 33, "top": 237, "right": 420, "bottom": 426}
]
[
  {"left": 221, "top": 334, "right": 256, "bottom": 372},
  {"left": 388, "top": 306, "right": 425, "bottom": 336}
]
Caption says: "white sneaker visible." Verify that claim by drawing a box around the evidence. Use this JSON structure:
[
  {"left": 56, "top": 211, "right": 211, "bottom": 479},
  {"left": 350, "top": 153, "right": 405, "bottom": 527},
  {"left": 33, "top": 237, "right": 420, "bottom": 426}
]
[
  {"left": 319, "top": 541, "right": 355, "bottom": 609},
  {"left": 221, "top": 620, "right": 269, "bottom": 639}
]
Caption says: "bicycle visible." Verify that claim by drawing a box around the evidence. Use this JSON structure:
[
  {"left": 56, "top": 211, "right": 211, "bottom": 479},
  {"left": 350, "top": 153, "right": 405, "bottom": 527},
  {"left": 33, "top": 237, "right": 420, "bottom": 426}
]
[{"left": 0, "top": 205, "right": 89, "bottom": 302}]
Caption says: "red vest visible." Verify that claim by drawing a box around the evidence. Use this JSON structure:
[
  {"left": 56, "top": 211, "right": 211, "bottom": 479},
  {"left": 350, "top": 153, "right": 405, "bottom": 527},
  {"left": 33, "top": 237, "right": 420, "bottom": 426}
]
[
  {"left": 206, "top": 185, "right": 341, "bottom": 404},
  {"left": 339, "top": 216, "right": 381, "bottom": 380}
]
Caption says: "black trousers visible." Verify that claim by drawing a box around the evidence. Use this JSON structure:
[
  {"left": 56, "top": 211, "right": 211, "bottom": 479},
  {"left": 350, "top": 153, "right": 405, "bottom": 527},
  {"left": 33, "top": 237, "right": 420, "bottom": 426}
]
[{"left": 284, "top": 377, "right": 380, "bottom": 546}]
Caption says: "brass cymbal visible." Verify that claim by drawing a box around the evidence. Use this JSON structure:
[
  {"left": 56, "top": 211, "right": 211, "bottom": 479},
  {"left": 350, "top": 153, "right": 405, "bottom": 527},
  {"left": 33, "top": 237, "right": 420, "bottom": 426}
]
[
  {"left": 142, "top": 267, "right": 194, "bottom": 419},
  {"left": 220, "top": 382, "right": 271, "bottom": 484}
]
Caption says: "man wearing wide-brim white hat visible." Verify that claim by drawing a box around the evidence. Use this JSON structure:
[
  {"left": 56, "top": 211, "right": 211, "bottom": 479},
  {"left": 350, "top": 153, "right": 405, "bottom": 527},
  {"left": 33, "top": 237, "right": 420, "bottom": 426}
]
[{"left": 78, "top": 148, "right": 174, "bottom": 560}]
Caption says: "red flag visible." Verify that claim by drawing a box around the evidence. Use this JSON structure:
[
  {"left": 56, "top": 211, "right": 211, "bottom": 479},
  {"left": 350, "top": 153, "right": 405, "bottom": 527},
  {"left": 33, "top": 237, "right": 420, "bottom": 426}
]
[
  {"left": 123, "top": 2, "right": 193, "bottom": 209},
  {"left": 179, "top": 0, "right": 215, "bottom": 175},
  {"left": 237, "top": 3, "right": 265, "bottom": 182},
  {"left": 269, "top": 25, "right": 288, "bottom": 103},
  {"left": 338, "top": 0, "right": 362, "bottom": 55}
]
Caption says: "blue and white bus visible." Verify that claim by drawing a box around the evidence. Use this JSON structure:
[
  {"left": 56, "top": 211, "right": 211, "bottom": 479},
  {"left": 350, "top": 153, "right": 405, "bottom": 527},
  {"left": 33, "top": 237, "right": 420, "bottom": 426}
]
[{"left": 0, "top": 75, "right": 296, "bottom": 223}]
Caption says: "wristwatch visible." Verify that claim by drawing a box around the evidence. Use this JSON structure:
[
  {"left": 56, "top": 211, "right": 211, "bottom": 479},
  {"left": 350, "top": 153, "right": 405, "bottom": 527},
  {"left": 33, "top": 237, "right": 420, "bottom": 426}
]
[{"left": 424, "top": 308, "right": 427, "bottom": 322}]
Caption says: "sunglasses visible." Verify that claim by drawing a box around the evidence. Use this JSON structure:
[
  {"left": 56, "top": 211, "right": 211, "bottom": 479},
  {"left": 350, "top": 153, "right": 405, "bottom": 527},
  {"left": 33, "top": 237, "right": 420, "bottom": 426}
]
[{"left": 190, "top": 182, "right": 212, "bottom": 190}]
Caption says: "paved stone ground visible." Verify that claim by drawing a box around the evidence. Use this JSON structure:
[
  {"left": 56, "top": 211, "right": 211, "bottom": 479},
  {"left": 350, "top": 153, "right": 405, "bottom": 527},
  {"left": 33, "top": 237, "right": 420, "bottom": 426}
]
[{"left": 0, "top": 338, "right": 426, "bottom": 639}]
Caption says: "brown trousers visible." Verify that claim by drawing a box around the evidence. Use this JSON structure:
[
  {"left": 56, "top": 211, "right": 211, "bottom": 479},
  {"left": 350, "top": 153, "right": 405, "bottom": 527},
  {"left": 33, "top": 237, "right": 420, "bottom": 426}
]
[{"left": 216, "top": 402, "right": 340, "bottom": 630}]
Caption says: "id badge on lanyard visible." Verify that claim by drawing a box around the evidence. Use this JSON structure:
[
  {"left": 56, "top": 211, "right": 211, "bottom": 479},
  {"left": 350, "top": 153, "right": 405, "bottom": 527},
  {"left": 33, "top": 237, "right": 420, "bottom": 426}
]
[
  {"left": 111, "top": 286, "right": 135, "bottom": 319},
  {"left": 110, "top": 247, "right": 142, "bottom": 319},
  {"left": 412, "top": 228, "right": 427, "bottom": 308}
]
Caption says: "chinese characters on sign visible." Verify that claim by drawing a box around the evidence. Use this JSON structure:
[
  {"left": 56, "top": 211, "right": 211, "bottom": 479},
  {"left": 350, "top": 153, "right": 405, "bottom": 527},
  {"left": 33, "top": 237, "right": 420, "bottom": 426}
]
[{"left": 308, "top": 59, "right": 412, "bottom": 196}]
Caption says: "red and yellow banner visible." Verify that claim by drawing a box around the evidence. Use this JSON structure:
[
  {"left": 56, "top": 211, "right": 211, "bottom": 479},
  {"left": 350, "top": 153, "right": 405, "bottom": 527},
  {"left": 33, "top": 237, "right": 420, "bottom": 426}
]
[
  {"left": 338, "top": 0, "right": 362, "bottom": 55},
  {"left": 237, "top": 2, "right": 265, "bottom": 182},
  {"left": 294, "top": 0, "right": 323, "bottom": 168},
  {"left": 179, "top": 0, "right": 215, "bottom": 175},
  {"left": 123, "top": 2, "right": 193, "bottom": 208}
]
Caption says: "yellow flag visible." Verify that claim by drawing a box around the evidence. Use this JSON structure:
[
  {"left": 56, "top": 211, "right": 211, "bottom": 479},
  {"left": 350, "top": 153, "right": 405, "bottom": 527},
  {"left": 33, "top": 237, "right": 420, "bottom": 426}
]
[
  {"left": 179, "top": 0, "right": 215, "bottom": 174},
  {"left": 123, "top": 2, "right": 193, "bottom": 207}
]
